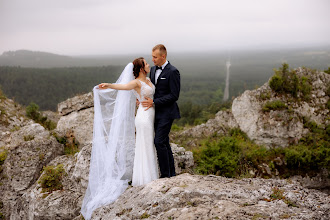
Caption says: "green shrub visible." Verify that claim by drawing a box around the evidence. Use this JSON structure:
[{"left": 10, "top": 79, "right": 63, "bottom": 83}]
[
  {"left": 0, "top": 150, "right": 7, "bottom": 166},
  {"left": 38, "top": 164, "right": 67, "bottom": 193},
  {"left": 52, "top": 132, "right": 80, "bottom": 155},
  {"left": 324, "top": 67, "right": 330, "bottom": 74},
  {"left": 26, "top": 102, "right": 41, "bottom": 121},
  {"left": 140, "top": 212, "right": 150, "bottom": 219},
  {"left": 259, "top": 91, "right": 271, "bottom": 100},
  {"left": 26, "top": 102, "right": 56, "bottom": 130},
  {"left": 262, "top": 100, "right": 287, "bottom": 112},
  {"left": 269, "top": 63, "right": 312, "bottom": 100},
  {"left": 195, "top": 136, "right": 241, "bottom": 177},
  {"left": 192, "top": 123, "right": 330, "bottom": 177},
  {"left": 269, "top": 75, "right": 283, "bottom": 92}
]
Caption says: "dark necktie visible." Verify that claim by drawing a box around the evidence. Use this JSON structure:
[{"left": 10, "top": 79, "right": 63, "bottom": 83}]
[{"left": 155, "top": 66, "right": 162, "bottom": 70}]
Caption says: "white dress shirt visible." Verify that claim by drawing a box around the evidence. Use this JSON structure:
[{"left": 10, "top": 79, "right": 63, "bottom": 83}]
[{"left": 155, "top": 60, "right": 168, "bottom": 84}]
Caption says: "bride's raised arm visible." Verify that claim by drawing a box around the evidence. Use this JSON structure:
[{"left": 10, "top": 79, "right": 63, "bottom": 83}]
[{"left": 98, "top": 79, "right": 139, "bottom": 91}]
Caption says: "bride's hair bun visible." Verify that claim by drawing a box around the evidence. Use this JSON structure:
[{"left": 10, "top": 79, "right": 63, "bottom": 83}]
[{"left": 133, "top": 57, "right": 145, "bottom": 78}]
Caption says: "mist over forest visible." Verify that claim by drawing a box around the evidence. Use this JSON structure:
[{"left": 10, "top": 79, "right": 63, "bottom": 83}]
[{"left": 0, "top": 46, "right": 329, "bottom": 125}]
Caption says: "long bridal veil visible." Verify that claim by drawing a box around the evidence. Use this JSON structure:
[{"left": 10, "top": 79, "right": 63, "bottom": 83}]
[{"left": 81, "top": 63, "right": 136, "bottom": 220}]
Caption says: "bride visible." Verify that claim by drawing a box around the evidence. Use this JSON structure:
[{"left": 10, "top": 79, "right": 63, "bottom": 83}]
[{"left": 81, "top": 57, "right": 159, "bottom": 219}]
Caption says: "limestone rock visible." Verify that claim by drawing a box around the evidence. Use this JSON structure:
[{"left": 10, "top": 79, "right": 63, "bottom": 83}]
[
  {"left": 2, "top": 135, "right": 63, "bottom": 192},
  {"left": 0, "top": 131, "right": 63, "bottom": 219},
  {"left": 72, "top": 143, "right": 92, "bottom": 192},
  {"left": 170, "top": 143, "right": 194, "bottom": 174},
  {"left": 232, "top": 68, "right": 329, "bottom": 148},
  {"left": 56, "top": 107, "right": 94, "bottom": 145},
  {"left": 10, "top": 155, "right": 84, "bottom": 220},
  {"left": 92, "top": 173, "right": 330, "bottom": 219},
  {"left": 58, "top": 92, "right": 93, "bottom": 116}
]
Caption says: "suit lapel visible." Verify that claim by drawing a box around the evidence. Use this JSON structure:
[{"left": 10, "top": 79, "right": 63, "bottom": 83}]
[
  {"left": 157, "top": 62, "right": 170, "bottom": 83},
  {"left": 150, "top": 67, "right": 156, "bottom": 85}
]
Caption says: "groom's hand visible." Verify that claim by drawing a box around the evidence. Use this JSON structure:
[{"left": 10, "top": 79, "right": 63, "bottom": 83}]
[{"left": 141, "top": 97, "right": 153, "bottom": 111}]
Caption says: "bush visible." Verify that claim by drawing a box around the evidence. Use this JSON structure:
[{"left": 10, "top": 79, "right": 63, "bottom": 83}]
[
  {"left": 26, "top": 102, "right": 56, "bottom": 130},
  {"left": 324, "top": 67, "right": 330, "bottom": 74},
  {"left": 26, "top": 102, "right": 41, "bottom": 121},
  {"left": 269, "top": 75, "right": 283, "bottom": 92},
  {"left": 52, "top": 131, "right": 80, "bottom": 155},
  {"left": 196, "top": 137, "right": 241, "bottom": 177},
  {"left": 192, "top": 123, "right": 330, "bottom": 178},
  {"left": 262, "top": 100, "right": 287, "bottom": 112},
  {"left": 0, "top": 150, "right": 7, "bottom": 166},
  {"left": 38, "top": 164, "right": 67, "bottom": 193},
  {"left": 269, "top": 63, "right": 312, "bottom": 100}
]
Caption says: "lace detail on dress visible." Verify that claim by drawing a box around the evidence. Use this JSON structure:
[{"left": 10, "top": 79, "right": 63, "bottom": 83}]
[{"left": 133, "top": 78, "right": 155, "bottom": 102}]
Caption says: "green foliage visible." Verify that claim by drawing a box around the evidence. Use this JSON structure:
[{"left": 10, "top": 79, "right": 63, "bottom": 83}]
[
  {"left": 269, "top": 63, "right": 312, "bottom": 100},
  {"left": 0, "top": 88, "right": 5, "bottom": 100},
  {"left": 175, "top": 101, "right": 231, "bottom": 126},
  {"left": 269, "top": 74, "right": 283, "bottom": 92},
  {"left": 0, "top": 66, "right": 123, "bottom": 111},
  {"left": 192, "top": 121, "right": 330, "bottom": 178},
  {"left": 326, "top": 85, "right": 330, "bottom": 97},
  {"left": 26, "top": 102, "right": 56, "bottom": 130},
  {"left": 324, "top": 67, "right": 330, "bottom": 74},
  {"left": 269, "top": 187, "right": 298, "bottom": 207},
  {"left": 195, "top": 136, "right": 241, "bottom": 177},
  {"left": 259, "top": 91, "right": 271, "bottom": 100},
  {"left": 140, "top": 212, "right": 150, "bottom": 219},
  {"left": 38, "top": 164, "right": 67, "bottom": 193},
  {"left": 52, "top": 132, "right": 80, "bottom": 155},
  {"left": 0, "top": 149, "right": 7, "bottom": 176},
  {"left": 270, "top": 187, "right": 285, "bottom": 200},
  {"left": 262, "top": 100, "right": 287, "bottom": 112},
  {"left": 0, "top": 150, "right": 7, "bottom": 166},
  {"left": 26, "top": 102, "right": 40, "bottom": 120},
  {"left": 24, "top": 135, "right": 35, "bottom": 141}
]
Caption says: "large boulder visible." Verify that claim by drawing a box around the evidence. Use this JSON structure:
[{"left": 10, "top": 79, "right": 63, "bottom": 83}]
[
  {"left": 232, "top": 68, "right": 329, "bottom": 148},
  {"left": 92, "top": 173, "right": 330, "bottom": 219},
  {"left": 10, "top": 155, "right": 83, "bottom": 220},
  {"left": 0, "top": 123, "right": 63, "bottom": 219},
  {"left": 56, "top": 107, "right": 94, "bottom": 145}
]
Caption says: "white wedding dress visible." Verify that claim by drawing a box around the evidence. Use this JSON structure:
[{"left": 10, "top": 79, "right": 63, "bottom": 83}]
[
  {"left": 132, "top": 79, "right": 159, "bottom": 186},
  {"left": 81, "top": 63, "right": 159, "bottom": 220}
]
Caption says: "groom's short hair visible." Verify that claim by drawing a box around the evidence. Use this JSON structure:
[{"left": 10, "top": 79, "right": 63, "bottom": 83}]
[{"left": 153, "top": 44, "right": 167, "bottom": 57}]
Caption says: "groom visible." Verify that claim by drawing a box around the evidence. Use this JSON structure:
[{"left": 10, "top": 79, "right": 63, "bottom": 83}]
[{"left": 142, "top": 44, "right": 181, "bottom": 178}]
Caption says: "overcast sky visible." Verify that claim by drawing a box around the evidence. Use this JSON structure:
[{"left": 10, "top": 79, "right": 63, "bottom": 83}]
[{"left": 0, "top": 0, "right": 329, "bottom": 55}]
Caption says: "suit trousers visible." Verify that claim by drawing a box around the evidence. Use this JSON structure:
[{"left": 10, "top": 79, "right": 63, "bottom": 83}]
[{"left": 154, "top": 118, "right": 176, "bottom": 178}]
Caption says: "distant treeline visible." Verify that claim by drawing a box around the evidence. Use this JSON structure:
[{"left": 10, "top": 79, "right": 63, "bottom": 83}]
[
  {"left": 0, "top": 66, "right": 123, "bottom": 110},
  {"left": 0, "top": 65, "right": 229, "bottom": 126}
]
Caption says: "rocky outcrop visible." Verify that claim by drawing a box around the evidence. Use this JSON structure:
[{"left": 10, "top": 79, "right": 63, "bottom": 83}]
[
  {"left": 58, "top": 92, "right": 93, "bottom": 116},
  {"left": 178, "top": 67, "right": 329, "bottom": 148},
  {"left": 0, "top": 122, "right": 64, "bottom": 219},
  {"left": 11, "top": 154, "right": 83, "bottom": 220},
  {"left": 232, "top": 68, "right": 329, "bottom": 147},
  {"left": 92, "top": 173, "right": 330, "bottom": 219},
  {"left": 1, "top": 67, "right": 329, "bottom": 219},
  {"left": 170, "top": 143, "right": 194, "bottom": 174},
  {"left": 56, "top": 108, "right": 94, "bottom": 145},
  {"left": 1, "top": 93, "right": 194, "bottom": 219}
]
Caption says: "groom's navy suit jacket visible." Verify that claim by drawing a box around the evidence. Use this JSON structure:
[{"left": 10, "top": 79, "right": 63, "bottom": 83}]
[{"left": 150, "top": 62, "right": 181, "bottom": 120}]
